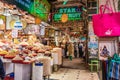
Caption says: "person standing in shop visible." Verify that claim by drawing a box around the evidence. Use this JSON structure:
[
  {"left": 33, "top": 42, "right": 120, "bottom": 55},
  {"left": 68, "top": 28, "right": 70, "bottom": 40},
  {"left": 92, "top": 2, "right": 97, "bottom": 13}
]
[
  {"left": 82, "top": 43, "right": 86, "bottom": 59},
  {"left": 68, "top": 41, "right": 74, "bottom": 60},
  {"left": 74, "top": 42, "right": 78, "bottom": 58},
  {"left": 78, "top": 42, "right": 83, "bottom": 58},
  {"left": 0, "top": 58, "right": 5, "bottom": 80},
  {"left": 64, "top": 42, "right": 68, "bottom": 58}
]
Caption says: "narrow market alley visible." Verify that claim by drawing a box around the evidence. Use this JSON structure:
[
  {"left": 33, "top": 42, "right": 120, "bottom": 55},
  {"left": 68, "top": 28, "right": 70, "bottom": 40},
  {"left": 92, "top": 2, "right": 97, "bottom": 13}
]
[
  {"left": 0, "top": 0, "right": 119, "bottom": 80},
  {"left": 50, "top": 58, "right": 99, "bottom": 80}
]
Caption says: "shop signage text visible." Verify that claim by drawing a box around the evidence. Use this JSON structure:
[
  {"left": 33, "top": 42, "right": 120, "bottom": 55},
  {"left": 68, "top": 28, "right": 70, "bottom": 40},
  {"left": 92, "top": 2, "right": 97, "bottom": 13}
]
[
  {"left": 15, "top": 0, "right": 50, "bottom": 21},
  {"left": 15, "top": 0, "right": 33, "bottom": 10},
  {"left": 14, "top": 21, "right": 23, "bottom": 30},
  {"left": 53, "top": 7, "right": 82, "bottom": 21}
]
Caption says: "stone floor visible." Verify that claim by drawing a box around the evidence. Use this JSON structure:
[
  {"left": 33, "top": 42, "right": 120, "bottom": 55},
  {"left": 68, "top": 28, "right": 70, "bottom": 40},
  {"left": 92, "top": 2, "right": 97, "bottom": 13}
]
[
  {"left": 49, "top": 58, "right": 100, "bottom": 80},
  {"left": 62, "top": 58, "right": 87, "bottom": 69},
  {"left": 50, "top": 68, "right": 99, "bottom": 80}
]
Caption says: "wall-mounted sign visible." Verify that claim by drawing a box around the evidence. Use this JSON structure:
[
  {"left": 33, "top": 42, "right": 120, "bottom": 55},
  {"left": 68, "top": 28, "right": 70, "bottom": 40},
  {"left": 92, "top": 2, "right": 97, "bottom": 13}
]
[
  {"left": 15, "top": 0, "right": 50, "bottom": 21},
  {"left": 10, "top": 19, "right": 26, "bottom": 30},
  {"left": 14, "top": 21, "right": 23, "bottom": 30},
  {"left": 33, "top": 0, "right": 50, "bottom": 21},
  {"left": 53, "top": 7, "right": 82, "bottom": 21},
  {"left": 7, "top": 15, "right": 19, "bottom": 30},
  {"left": 15, "top": 0, "right": 33, "bottom": 12}
]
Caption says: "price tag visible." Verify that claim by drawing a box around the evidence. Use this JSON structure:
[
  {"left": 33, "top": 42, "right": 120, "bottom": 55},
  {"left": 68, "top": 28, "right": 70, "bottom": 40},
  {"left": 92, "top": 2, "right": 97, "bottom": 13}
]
[
  {"left": 12, "top": 29, "right": 18, "bottom": 38},
  {"left": 40, "top": 25, "right": 45, "bottom": 36}
]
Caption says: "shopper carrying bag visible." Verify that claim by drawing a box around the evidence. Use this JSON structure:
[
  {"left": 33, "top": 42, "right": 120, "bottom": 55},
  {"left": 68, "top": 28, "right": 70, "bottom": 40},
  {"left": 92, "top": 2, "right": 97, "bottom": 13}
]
[{"left": 92, "top": 0, "right": 120, "bottom": 37}]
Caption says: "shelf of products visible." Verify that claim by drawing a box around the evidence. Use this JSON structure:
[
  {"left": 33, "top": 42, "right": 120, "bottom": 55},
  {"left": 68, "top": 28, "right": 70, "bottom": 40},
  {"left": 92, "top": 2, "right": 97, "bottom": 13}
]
[{"left": 0, "top": 31, "right": 63, "bottom": 80}]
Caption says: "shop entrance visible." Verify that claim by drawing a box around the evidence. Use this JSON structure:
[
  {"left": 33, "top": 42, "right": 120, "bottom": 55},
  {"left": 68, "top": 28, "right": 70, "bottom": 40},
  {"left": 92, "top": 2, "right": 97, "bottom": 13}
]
[
  {"left": 61, "top": 34, "right": 87, "bottom": 69},
  {"left": 57, "top": 22, "right": 88, "bottom": 69},
  {"left": 51, "top": 0, "right": 88, "bottom": 70}
]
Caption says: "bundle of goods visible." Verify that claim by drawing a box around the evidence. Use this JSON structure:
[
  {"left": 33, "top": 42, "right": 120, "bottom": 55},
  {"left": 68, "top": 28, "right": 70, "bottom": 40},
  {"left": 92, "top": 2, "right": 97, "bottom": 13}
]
[
  {"left": 51, "top": 50, "right": 59, "bottom": 65},
  {"left": 53, "top": 47, "right": 62, "bottom": 65},
  {"left": 37, "top": 56, "right": 51, "bottom": 76}
]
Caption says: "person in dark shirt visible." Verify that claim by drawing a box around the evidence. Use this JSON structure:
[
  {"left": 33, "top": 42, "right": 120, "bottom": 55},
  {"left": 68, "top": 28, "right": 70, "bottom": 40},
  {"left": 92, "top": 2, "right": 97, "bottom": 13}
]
[
  {"left": 0, "top": 58, "right": 5, "bottom": 80},
  {"left": 78, "top": 42, "right": 83, "bottom": 58},
  {"left": 74, "top": 42, "right": 78, "bottom": 58},
  {"left": 64, "top": 42, "right": 68, "bottom": 58}
]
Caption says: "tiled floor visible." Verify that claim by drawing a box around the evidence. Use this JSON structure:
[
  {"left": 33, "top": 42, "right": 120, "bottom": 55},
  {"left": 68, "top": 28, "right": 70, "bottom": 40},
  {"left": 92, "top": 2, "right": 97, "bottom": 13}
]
[
  {"left": 62, "top": 58, "right": 86, "bottom": 69},
  {"left": 50, "top": 68, "right": 99, "bottom": 80},
  {"left": 50, "top": 58, "right": 100, "bottom": 80}
]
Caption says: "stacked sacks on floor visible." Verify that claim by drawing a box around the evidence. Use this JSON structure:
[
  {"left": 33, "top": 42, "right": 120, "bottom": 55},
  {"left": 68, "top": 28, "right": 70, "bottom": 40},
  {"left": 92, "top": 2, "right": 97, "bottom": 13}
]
[{"left": 36, "top": 56, "right": 51, "bottom": 79}]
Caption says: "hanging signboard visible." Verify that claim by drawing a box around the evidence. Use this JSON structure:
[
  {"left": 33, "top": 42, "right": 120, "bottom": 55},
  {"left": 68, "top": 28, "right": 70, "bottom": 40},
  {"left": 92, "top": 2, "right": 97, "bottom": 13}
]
[
  {"left": 53, "top": 7, "right": 82, "bottom": 22},
  {"left": 15, "top": 0, "right": 34, "bottom": 12},
  {"left": 15, "top": 0, "right": 50, "bottom": 21}
]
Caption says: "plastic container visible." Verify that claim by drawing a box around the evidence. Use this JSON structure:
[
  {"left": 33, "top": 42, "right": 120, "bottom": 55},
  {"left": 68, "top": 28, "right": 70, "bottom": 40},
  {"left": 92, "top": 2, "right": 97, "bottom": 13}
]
[{"left": 32, "top": 62, "right": 43, "bottom": 80}]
